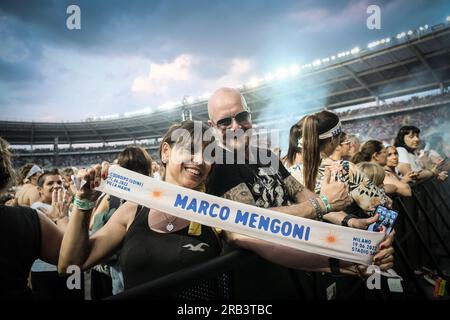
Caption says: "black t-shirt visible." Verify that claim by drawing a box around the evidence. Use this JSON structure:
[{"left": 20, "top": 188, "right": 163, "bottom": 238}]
[
  {"left": 119, "top": 206, "right": 222, "bottom": 297},
  {"left": 0, "top": 205, "right": 41, "bottom": 299},
  {"left": 206, "top": 147, "right": 311, "bottom": 299},
  {"left": 206, "top": 146, "right": 294, "bottom": 207}
]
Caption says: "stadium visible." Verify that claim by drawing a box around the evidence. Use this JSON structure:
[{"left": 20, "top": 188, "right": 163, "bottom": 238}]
[
  {"left": 1, "top": 1, "right": 450, "bottom": 306},
  {"left": 3, "top": 19, "right": 450, "bottom": 169}
]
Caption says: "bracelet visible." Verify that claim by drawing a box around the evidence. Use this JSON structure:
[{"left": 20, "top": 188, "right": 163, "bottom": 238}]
[
  {"left": 319, "top": 195, "right": 332, "bottom": 213},
  {"left": 309, "top": 197, "right": 325, "bottom": 221},
  {"left": 73, "top": 197, "right": 95, "bottom": 211},
  {"left": 341, "top": 214, "right": 353, "bottom": 227}
]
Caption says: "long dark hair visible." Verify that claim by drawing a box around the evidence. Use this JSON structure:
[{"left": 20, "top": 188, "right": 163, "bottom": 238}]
[
  {"left": 299, "top": 110, "right": 340, "bottom": 191},
  {"left": 117, "top": 146, "right": 153, "bottom": 176},
  {"left": 394, "top": 126, "right": 420, "bottom": 153},
  {"left": 285, "top": 123, "right": 302, "bottom": 167},
  {"left": 351, "top": 140, "right": 384, "bottom": 164}
]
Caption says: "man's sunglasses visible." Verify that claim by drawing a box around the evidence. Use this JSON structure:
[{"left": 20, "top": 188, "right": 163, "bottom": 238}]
[{"left": 216, "top": 111, "right": 251, "bottom": 128}]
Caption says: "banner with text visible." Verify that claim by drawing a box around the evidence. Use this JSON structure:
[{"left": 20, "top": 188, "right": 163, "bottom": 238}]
[{"left": 96, "top": 165, "right": 385, "bottom": 265}]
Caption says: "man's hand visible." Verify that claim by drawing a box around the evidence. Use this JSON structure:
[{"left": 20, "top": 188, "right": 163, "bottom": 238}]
[
  {"left": 320, "top": 167, "right": 352, "bottom": 211},
  {"left": 348, "top": 214, "right": 378, "bottom": 230}
]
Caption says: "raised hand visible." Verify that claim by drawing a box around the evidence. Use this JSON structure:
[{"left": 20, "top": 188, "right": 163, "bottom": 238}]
[
  {"left": 50, "top": 188, "right": 72, "bottom": 221},
  {"left": 75, "top": 161, "right": 110, "bottom": 201},
  {"left": 320, "top": 167, "right": 352, "bottom": 212}
]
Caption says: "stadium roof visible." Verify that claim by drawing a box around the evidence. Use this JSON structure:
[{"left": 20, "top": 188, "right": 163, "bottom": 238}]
[{"left": 2, "top": 22, "right": 450, "bottom": 145}]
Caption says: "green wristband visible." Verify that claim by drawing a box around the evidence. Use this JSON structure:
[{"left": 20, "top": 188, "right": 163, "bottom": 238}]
[
  {"left": 319, "top": 195, "right": 332, "bottom": 213},
  {"left": 73, "top": 197, "right": 95, "bottom": 211}
]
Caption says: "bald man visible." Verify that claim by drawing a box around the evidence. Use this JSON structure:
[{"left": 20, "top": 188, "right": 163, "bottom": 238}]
[
  {"left": 206, "top": 87, "right": 350, "bottom": 215},
  {"left": 205, "top": 88, "right": 352, "bottom": 298}
]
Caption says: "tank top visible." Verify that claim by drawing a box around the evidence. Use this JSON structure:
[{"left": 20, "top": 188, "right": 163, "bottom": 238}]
[{"left": 119, "top": 206, "right": 223, "bottom": 298}]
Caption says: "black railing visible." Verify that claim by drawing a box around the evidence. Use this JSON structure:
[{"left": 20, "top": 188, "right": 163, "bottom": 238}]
[{"left": 104, "top": 178, "right": 450, "bottom": 300}]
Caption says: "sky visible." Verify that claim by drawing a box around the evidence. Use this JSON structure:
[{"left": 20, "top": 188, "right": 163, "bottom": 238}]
[{"left": 0, "top": 0, "right": 449, "bottom": 122}]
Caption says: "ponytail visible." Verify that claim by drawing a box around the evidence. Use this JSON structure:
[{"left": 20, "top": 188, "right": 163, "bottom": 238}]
[
  {"left": 351, "top": 151, "right": 367, "bottom": 164},
  {"left": 302, "top": 115, "right": 321, "bottom": 191},
  {"left": 352, "top": 140, "right": 383, "bottom": 164}
]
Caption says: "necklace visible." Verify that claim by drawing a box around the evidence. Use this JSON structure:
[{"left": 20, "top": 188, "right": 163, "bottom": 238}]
[{"left": 163, "top": 213, "right": 177, "bottom": 231}]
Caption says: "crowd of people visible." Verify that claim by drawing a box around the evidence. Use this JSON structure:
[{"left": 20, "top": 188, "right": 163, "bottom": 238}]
[
  {"left": 337, "top": 91, "right": 450, "bottom": 118},
  {"left": 9, "top": 93, "right": 450, "bottom": 170},
  {"left": 1, "top": 86, "right": 448, "bottom": 300}
]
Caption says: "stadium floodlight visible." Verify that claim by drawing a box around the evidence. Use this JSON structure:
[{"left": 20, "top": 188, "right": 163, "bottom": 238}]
[
  {"left": 289, "top": 64, "right": 300, "bottom": 76},
  {"left": 182, "top": 96, "right": 194, "bottom": 105},
  {"left": 99, "top": 114, "right": 119, "bottom": 120},
  {"left": 424, "top": 24, "right": 429, "bottom": 29},
  {"left": 351, "top": 47, "right": 360, "bottom": 54},
  {"left": 385, "top": 37, "right": 391, "bottom": 43},
  {"left": 312, "top": 59, "right": 321, "bottom": 66},
  {"left": 331, "top": 56, "right": 336, "bottom": 60},
  {"left": 407, "top": 30, "right": 413, "bottom": 35},
  {"left": 447, "top": 17, "right": 450, "bottom": 22},
  {"left": 396, "top": 32, "right": 406, "bottom": 39}
]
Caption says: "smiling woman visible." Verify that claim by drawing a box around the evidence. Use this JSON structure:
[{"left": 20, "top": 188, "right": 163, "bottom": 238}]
[{"left": 58, "top": 121, "right": 227, "bottom": 298}]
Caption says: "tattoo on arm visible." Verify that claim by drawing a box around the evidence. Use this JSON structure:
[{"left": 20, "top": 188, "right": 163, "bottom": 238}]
[
  {"left": 283, "top": 175, "right": 308, "bottom": 202},
  {"left": 222, "top": 183, "right": 256, "bottom": 205}
]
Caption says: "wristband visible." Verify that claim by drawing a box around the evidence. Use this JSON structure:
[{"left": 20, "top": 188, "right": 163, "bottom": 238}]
[
  {"left": 341, "top": 214, "right": 353, "bottom": 227},
  {"left": 73, "top": 196, "right": 95, "bottom": 211},
  {"left": 309, "top": 197, "right": 324, "bottom": 221},
  {"left": 319, "top": 195, "right": 332, "bottom": 213}
]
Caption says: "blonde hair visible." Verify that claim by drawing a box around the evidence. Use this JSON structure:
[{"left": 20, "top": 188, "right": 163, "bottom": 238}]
[{"left": 356, "top": 162, "right": 385, "bottom": 187}]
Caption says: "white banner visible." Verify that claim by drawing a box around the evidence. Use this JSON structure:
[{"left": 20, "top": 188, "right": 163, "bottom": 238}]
[{"left": 96, "top": 165, "right": 385, "bottom": 265}]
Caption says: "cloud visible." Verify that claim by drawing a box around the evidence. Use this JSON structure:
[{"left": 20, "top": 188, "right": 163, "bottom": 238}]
[
  {"left": 212, "top": 58, "right": 252, "bottom": 88},
  {"left": 131, "top": 55, "right": 254, "bottom": 98},
  {"left": 287, "top": 8, "right": 329, "bottom": 24},
  {"left": 287, "top": 0, "right": 371, "bottom": 33},
  {"left": 131, "top": 54, "right": 193, "bottom": 95}
]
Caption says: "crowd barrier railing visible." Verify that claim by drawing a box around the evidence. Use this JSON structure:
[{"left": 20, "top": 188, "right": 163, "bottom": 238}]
[{"left": 103, "top": 178, "right": 450, "bottom": 300}]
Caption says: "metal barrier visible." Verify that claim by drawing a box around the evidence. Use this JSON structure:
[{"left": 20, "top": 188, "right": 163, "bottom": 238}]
[
  {"left": 392, "top": 177, "right": 450, "bottom": 298},
  {"left": 105, "top": 249, "right": 256, "bottom": 300},
  {"left": 104, "top": 178, "right": 450, "bottom": 300}
]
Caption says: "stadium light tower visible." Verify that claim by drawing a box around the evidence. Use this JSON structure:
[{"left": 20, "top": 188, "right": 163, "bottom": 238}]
[{"left": 181, "top": 95, "right": 193, "bottom": 121}]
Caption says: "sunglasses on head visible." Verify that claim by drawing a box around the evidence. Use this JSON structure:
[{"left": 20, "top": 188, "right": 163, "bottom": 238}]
[{"left": 216, "top": 111, "right": 251, "bottom": 128}]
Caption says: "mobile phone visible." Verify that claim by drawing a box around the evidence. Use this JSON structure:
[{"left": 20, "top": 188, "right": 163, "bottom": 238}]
[{"left": 368, "top": 205, "right": 398, "bottom": 235}]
